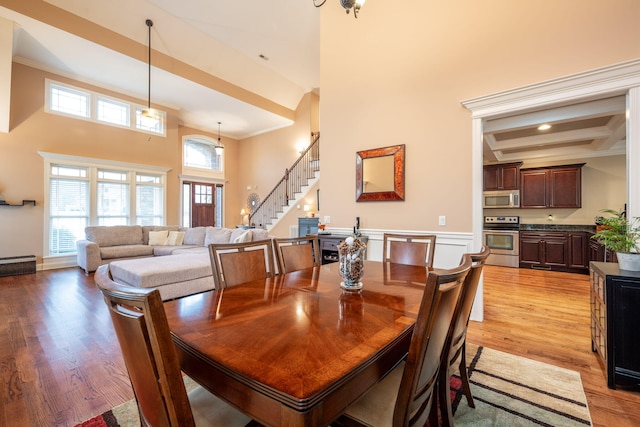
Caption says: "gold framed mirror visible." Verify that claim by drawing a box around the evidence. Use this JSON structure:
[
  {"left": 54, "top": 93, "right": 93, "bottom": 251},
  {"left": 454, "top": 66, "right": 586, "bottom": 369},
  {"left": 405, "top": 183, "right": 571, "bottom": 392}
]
[{"left": 356, "top": 144, "right": 405, "bottom": 202}]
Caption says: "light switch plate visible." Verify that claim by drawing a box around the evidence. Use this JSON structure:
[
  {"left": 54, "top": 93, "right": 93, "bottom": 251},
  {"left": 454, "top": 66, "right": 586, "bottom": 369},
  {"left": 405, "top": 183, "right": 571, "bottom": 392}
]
[
  {"left": 324, "top": 216, "right": 331, "bottom": 224},
  {"left": 438, "top": 215, "right": 446, "bottom": 226}
]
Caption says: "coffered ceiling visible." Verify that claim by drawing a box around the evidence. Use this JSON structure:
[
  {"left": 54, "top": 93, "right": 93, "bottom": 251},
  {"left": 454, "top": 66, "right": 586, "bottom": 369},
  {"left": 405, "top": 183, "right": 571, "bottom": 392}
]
[{"left": 483, "top": 96, "right": 627, "bottom": 163}]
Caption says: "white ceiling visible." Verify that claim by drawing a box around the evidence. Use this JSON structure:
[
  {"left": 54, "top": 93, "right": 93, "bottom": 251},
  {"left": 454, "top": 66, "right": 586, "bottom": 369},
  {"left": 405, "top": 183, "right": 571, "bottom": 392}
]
[{"left": 2, "top": 0, "right": 322, "bottom": 139}]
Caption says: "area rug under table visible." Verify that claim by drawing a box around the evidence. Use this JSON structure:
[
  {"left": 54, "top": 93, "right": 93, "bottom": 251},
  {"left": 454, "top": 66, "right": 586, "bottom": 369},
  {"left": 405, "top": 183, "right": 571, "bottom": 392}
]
[
  {"left": 451, "top": 343, "right": 592, "bottom": 427},
  {"left": 76, "top": 344, "right": 592, "bottom": 427}
]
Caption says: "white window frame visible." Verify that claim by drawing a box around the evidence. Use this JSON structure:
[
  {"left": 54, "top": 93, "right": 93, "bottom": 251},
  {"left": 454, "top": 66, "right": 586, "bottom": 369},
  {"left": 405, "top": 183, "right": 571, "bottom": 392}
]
[
  {"left": 182, "top": 135, "right": 225, "bottom": 180},
  {"left": 39, "top": 151, "right": 171, "bottom": 257},
  {"left": 44, "top": 79, "right": 166, "bottom": 136}
]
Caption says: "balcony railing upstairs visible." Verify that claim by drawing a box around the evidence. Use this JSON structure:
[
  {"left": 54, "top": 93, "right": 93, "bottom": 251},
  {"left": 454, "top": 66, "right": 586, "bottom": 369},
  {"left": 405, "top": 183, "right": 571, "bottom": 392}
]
[{"left": 249, "top": 132, "right": 319, "bottom": 229}]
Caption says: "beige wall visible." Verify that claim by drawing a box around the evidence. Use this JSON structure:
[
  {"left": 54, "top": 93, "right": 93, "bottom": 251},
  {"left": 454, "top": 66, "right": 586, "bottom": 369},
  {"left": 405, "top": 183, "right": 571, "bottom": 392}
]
[
  {"left": 240, "top": 92, "right": 319, "bottom": 237},
  {"left": 319, "top": 0, "right": 640, "bottom": 233},
  {"left": 0, "top": 63, "right": 232, "bottom": 261},
  {"left": 0, "top": 62, "right": 316, "bottom": 262}
]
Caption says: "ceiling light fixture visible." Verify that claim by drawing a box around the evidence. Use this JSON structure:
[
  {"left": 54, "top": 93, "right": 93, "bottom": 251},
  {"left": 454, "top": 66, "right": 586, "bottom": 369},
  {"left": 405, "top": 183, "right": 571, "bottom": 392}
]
[
  {"left": 215, "top": 122, "right": 224, "bottom": 156},
  {"left": 538, "top": 124, "right": 551, "bottom": 131},
  {"left": 313, "top": 0, "right": 366, "bottom": 18},
  {"left": 141, "top": 19, "right": 158, "bottom": 121}
]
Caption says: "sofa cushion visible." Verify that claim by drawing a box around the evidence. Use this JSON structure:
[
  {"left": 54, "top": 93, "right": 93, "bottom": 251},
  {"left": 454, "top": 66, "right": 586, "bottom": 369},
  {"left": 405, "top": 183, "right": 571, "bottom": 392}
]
[
  {"left": 183, "top": 227, "right": 207, "bottom": 246},
  {"left": 251, "top": 228, "right": 269, "bottom": 241},
  {"left": 229, "top": 228, "right": 249, "bottom": 243},
  {"left": 110, "top": 253, "right": 212, "bottom": 289},
  {"left": 153, "top": 245, "right": 200, "bottom": 256},
  {"left": 100, "top": 244, "right": 154, "bottom": 260},
  {"left": 233, "top": 230, "right": 252, "bottom": 243},
  {"left": 205, "top": 227, "right": 233, "bottom": 246},
  {"left": 170, "top": 246, "right": 209, "bottom": 255},
  {"left": 167, "top": 231, "right": 185, "bottom": 246},
  {"left": 86, "top": 225, "right": 143, "bottom": 247},
  {"left": 148, "top": 230, "right": 169, "bottom": 245}
]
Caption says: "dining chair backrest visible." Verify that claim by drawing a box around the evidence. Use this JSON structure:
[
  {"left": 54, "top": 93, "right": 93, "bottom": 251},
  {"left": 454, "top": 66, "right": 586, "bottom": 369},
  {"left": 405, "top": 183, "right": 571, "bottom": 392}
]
[
  {"left": 393, "top": 255, "right": 471, "bottom": 427},
  {"left": 383, "top": 233, "right": 437, "bottom": 268},
  {"left": 438, "top": 245, "right": 491, "bottom": 427},
  {"left": 273, "top": 235, "right": 320, "bottom": 274},
  {"left": 448, "top": 245, "right": 491, "bottom": 358},
  {"left": 94, "top": 264, "right": 197, "bottom": 427},
  {"left": 209, "top": 239, "right": 276, "bottom": 289}
]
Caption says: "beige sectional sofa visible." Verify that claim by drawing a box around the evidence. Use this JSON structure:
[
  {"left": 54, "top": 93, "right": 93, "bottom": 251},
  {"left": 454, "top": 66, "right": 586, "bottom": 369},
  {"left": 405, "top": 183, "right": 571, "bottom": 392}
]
[{"left": 77, "top": 225, "right": 268, "bottom": 300}]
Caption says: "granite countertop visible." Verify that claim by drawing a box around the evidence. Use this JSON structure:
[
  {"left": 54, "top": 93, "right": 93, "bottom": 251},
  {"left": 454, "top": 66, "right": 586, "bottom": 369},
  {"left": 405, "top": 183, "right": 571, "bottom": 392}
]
[{"left": 519, "top": 224, "right": 596, "bottom": 233}]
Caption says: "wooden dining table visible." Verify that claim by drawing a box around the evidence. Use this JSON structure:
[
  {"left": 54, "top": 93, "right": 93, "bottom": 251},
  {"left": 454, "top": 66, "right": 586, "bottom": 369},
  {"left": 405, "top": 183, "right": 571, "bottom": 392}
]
[{"left": 164, "top": 260, "right": 428, "bottom": 427}]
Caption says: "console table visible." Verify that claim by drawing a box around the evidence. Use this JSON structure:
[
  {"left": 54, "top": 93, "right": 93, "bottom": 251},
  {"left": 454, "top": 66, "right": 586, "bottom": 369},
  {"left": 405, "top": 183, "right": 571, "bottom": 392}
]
[
  {"left": 317, "top": 234, "right": 368, "bottom": 265},
  {"left": 589, "top": 262, "right": 640, "bottom": 389}
]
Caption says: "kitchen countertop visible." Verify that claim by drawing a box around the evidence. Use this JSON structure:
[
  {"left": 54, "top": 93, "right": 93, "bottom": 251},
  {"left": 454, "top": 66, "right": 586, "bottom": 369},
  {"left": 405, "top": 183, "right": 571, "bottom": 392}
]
[{"left": 519, "top": 224, "right": 596, "bottom": 233}]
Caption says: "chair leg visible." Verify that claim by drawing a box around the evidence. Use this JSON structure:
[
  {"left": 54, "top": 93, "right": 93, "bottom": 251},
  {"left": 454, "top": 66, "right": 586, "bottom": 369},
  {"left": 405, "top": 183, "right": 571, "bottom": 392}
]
[
  {"left": 459, "top": 341, "right": 475, "bottom": 408},
  {"left": 428, "top": 387, "right": 440, "bottom": 427},
  {"left": 438, "top": 362, "right": 454, "bottom": 427}
]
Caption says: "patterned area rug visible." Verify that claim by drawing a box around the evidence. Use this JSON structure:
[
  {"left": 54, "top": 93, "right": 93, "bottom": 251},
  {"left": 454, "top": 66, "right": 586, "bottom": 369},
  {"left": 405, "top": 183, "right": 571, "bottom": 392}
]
[{"left": 75, "top": 344, "right": 592, "bottom": 427}]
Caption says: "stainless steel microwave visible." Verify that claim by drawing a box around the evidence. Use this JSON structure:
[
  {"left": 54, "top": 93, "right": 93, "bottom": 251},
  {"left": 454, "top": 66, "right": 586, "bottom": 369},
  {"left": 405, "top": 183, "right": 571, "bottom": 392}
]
[{"left": 483, "top": 189, "right": 520, "bottom": 208}]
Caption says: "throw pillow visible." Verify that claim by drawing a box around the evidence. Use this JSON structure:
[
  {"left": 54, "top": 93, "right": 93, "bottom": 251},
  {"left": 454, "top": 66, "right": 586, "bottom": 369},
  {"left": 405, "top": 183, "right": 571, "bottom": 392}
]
[
  {"left": 233, "top": 230, "right": 252, "bottom": 243},
  {"left": 167, "top": 231, "right": 185, "bottom": 246},
  {"left": 148, "top": 230, "right": 169, "bottom": 246}
]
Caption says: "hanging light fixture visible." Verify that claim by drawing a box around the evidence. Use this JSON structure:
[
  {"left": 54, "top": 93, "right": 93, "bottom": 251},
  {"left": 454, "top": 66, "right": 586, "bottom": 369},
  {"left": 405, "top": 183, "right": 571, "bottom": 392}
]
[
  {"left": 313, "top": 0, "right": 366, "bottom": 18},
  {"left": 141, "top": 19, "right": 158, "bottom": 121},
  {"left": 215, "top": 122, "right": 224, "bottom": 156}
]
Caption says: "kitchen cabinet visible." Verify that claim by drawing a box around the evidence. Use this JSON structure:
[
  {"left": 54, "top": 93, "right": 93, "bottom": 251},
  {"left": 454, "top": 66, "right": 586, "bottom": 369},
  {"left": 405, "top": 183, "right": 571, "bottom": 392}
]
[
  {"left": 589, "top": 234, "right": 618, "bottom": 263},
  {"left": 298, "top": 217, "right": 319, "bottom": 237},
  {"left": 520, "top": 230, "right": 589, "bottom": 273},
  {"left": 520, "top": 163, "right": 585, "bottom": 208},
  {"left": 483, "top": 162, "right": 522, "bottom": 191},
  {"left": 590, "top": 262, "right": 640, "bottom": 389}
]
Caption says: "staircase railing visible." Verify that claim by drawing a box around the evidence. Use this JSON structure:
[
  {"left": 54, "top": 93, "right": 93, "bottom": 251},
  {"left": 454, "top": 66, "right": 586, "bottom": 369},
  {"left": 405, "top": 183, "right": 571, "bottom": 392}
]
[{"left": 249, "top": 132, "right": 320, "bottom": 228}]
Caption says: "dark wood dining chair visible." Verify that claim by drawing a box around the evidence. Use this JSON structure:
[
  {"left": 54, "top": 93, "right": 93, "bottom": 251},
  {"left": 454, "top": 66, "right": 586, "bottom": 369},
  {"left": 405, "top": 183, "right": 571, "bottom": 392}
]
[
  {"left": 438, "top": 245, "right": 491, "bottom": 427},
  {"left": 208, "top": 239, "right": 276, "bottom": 289},
  {"left": 273, "top": 235, "right": 320, "bottom": 274},
  {"left": 336, "top": 256, "right": 472, "bottom": 427},
  {"left": 94, "top": 264, "right": 253, "bottom": 427},
  {"left": 383, "top": 233, "right": 437, "bottom": 268}
]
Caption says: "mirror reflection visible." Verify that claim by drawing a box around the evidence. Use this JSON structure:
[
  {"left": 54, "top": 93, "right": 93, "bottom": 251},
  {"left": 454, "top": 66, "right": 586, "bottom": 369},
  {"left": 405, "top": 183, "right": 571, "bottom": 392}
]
[
  {"left": 363, "top": 156, "right": 395, "bottom": 193},
  {"left": 356, "top": 144, "right": 405, "bottom": 202}
]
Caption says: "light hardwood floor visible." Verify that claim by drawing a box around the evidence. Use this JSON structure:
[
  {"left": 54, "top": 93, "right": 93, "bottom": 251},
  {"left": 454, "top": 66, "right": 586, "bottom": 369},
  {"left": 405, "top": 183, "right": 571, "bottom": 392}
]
[{"left": 0, "top": 265, "right": 639, "bottom": 426}]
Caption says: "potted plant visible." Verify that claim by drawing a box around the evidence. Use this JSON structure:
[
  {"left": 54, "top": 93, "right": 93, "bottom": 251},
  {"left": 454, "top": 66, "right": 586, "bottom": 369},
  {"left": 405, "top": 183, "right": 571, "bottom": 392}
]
[{"left": 591, "top": 209, "right": 640, "bottom": 270}]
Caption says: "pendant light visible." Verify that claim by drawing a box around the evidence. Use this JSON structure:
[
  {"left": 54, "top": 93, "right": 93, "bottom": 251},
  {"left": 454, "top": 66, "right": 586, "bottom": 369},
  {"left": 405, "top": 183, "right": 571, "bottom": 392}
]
[
  {"left": 141, "top": 19, "right": 158, "bottom": 120},
  {"left": 215, "top": 122, "right": 224, "bottom": 155}
]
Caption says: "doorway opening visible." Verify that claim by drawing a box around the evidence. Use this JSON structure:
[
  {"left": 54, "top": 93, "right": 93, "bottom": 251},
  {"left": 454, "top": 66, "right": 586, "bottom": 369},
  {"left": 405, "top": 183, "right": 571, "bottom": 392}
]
[
  {"left": 463, "top": 58, "right": 640, "bottom": 322},
  {"left": 182, "top": 181, "right": 223, "bottom": 228}
]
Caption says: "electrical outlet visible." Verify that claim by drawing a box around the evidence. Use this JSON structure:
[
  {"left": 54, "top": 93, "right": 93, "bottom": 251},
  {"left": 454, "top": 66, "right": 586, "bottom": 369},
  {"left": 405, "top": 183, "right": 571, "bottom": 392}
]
[
  {"left": 324, "top": 216, "right": 331, "bottom": 224},
  {"left": 438, "top": 215, "right": 446, "bottom": 226}
]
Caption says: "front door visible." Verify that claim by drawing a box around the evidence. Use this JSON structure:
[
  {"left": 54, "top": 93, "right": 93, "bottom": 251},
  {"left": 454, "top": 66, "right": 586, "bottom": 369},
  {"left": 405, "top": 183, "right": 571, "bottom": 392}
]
[{"left": 191, "top": 183, "right": 215, "bottom": 227}]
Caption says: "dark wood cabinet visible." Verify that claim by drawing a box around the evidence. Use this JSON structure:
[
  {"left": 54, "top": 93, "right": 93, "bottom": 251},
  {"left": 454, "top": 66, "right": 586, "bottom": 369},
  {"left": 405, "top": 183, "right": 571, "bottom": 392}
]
[
  {"left": 520, "top": 164, "right": 584, "bottom": 208},
  {"left": 298, "top": 217, "right": 319, "bottom": 237},
  {"left": 520, "top": 231, "right": 567, "bottom": 269},
  {"left": 483, "top": 162, "right": 522, "bottom": 191},
  {"left": 520, "top": 230, "right": 589, "bottom": 273},
  {"left": 567, "top": 232, "right": 589, "bottom": 269},
  {"left": 589, "top": 236, "right": 605, "bottom": 262},
  {"left": 590, "top": 262, "right": 640, "bottom": 390},
  {"left": 588, "top": 233, "right": 618, "bottom": 263},
  {"left": 317, "top": 235, "right": 368, "bottom": 265}
]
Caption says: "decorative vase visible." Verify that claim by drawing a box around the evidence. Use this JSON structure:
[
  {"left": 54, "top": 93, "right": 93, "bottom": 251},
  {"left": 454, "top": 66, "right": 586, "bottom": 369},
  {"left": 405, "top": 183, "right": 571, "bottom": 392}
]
[
  {"left": 338, "top": 236, "right": 366, "bottom": 291},
  {"left": 616, "top": 252, "right": 640, "bottom": 271}
]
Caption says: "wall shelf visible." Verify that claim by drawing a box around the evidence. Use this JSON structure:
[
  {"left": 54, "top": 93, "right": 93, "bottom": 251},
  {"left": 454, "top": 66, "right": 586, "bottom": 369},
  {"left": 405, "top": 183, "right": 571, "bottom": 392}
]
[{"left": 0, "top": 200, "right": 36, "bottom": 207}]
